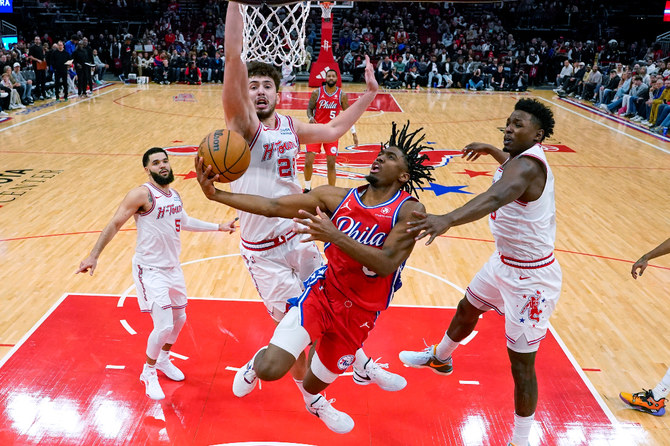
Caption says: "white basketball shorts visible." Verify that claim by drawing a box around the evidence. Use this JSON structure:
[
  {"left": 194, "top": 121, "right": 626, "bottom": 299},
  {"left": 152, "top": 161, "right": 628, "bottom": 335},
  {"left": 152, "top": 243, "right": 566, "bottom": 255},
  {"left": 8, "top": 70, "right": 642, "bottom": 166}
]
[
  {"left": 240, "top": 234, "right": 324, "bottom": 322},
  {"left": 132, "top": 260, "right": 187, "bottom": 313},
  {"left": 465, "top": 252, "right": 562, "bottom": 353}
]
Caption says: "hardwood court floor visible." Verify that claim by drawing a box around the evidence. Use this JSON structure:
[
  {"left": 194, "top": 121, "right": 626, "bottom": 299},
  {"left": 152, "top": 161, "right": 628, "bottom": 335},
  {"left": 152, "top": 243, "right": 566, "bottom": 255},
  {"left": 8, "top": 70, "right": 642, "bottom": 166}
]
[{"left": 0, "top": 81, "right": 669, "bottom": 444}]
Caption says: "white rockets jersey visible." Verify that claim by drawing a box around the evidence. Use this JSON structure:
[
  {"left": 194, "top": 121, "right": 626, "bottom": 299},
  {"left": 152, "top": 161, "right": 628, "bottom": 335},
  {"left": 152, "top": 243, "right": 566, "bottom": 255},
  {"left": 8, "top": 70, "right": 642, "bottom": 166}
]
[
  {"left": 231, "top": 113, "right": 302, "bottom": 242},
  {"left": 132, "top": 182, "right": 184, "bottom": 267},
  {"left": 489, "top": 144, "right": 556, "bottom": 260}
]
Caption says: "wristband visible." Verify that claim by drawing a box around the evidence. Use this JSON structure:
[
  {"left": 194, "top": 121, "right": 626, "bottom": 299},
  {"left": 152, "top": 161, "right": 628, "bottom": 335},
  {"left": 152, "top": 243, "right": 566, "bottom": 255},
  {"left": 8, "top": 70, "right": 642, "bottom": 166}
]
[{"left": 350, "top": 125, "right": 356, "bottom": 134}]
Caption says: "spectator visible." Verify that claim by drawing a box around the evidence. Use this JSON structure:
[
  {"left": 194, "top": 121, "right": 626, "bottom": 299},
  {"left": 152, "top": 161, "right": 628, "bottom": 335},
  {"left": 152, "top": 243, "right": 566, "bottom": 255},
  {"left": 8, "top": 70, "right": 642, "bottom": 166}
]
[
  {"left": 1, "top": 71, "right": 25, "bottom": 109},
  {"left": 11, "top": 63, "right": 34, "bottom": 104},
  {"left": 28, "top": 36, "right": 47, "bottom": 101},
  {"left": 554, "top": 59, "right": 574, "bottom": 89},
  {"left": 596, "top": 69, "right": 620, "bottom": 106},
  {"left": 511, "top": 68, "right": 528, "bottom": 91},
  {"left": 467, "top": 68, "right": 484, "bottom": 90},
  {"left": 376, "top": 54, "right": 393, "bottom": 84},
  {"left": 185, "top": 61, "right": 201, "bottom": 85},
  {"left": 491, "top": 63, "right": 508, "bottom": 91},
  {"left": 51, "top": 41, "right": 71, "bottom": 101},
  {"left": 211, "top": 51, "right": 224, "bottom": 83},
  {"left": 577, "top": 64, "right": 602, "bottom": 101}
]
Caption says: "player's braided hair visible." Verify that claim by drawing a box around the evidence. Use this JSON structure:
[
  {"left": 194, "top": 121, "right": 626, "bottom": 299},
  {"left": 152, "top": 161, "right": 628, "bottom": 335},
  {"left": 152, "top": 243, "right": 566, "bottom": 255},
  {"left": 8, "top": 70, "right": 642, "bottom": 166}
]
[{"left": 386, "top": 121, "right": 435, "bottom": 197}]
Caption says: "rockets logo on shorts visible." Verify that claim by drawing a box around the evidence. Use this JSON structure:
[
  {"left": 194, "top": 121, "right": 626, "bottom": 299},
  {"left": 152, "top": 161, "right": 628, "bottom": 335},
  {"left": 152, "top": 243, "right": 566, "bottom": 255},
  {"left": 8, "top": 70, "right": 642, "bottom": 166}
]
[
  {"left": 337, "top": 354, "right": 355, "bottom": 370},
  {"left": 521, "top": 290, "right": 544, "bottom": 323}
]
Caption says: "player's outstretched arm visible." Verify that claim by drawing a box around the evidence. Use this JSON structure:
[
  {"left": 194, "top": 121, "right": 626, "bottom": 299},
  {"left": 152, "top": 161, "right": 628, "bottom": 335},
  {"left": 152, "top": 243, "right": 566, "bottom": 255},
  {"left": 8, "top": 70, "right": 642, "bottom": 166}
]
[
  {"left": 462, "top": 142, "right": 509, "bottom": 164},
  {"left": 222, "top": 1, "right": 258, "bottom": 140},
  {"left": 631, "top": 237, "right": 670, "bottom": 279},
  {"left": 75, "top": 187, "right": 148, "bottom": 276},
  {"left": 408, "top": 157, "right": 538, "bottom": 245},
  {"left": 296, "top": 200, "right": 424, "bottom": 277},
  {"left": 295, "top": 55, "right": 378, "bottom": 145},
  {"left": 195, "top": 156, "right": 343, "bottom": 218},
  {"left": 340, "top": 93, "right": 359, "bottom": 146}
]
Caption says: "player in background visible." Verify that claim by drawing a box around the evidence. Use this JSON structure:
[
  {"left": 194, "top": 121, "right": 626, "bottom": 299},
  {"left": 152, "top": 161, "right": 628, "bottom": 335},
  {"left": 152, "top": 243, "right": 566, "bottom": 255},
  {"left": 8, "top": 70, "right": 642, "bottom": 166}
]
[
  {"left": 619, "top": 238, "right": 670, "bottom": 416},
  {"left": 196, "top": 121, "right": 434, "bottom": 433},
  {"left": 399, "top": 99, "right": 560, "bottom": 446},
  {"left": 303, "top": 69, "right": 359, "bottom": 192},
  {"left": 221, "top": 0, "right": 406, "bottom": 404},
  {"left": 76, "top": 147, "right": 237, "bottom": 400}
]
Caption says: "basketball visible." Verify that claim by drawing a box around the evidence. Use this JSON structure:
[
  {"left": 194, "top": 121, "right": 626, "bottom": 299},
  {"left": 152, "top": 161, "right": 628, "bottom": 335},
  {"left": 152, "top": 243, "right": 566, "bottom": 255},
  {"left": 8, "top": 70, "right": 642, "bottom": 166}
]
[{"left": 198, "top": 129, "right": 250, "bottom": 183}]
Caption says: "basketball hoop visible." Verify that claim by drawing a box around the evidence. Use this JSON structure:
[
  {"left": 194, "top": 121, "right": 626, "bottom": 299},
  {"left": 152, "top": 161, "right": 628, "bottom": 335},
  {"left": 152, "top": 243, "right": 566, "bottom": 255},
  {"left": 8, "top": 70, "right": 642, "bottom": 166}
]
[
  {"left": 319, "top": 1, "right": 333, "bottom": 20},
  {"left": 240, "top": 1, "right": 311, "bottom": 68}
]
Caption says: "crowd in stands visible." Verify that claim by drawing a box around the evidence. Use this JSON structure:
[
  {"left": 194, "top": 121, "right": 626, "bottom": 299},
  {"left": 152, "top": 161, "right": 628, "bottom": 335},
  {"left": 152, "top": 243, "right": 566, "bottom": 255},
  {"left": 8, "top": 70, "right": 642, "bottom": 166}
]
[{"left": 0, "top": 0, "right": 667, "bottom": 131}]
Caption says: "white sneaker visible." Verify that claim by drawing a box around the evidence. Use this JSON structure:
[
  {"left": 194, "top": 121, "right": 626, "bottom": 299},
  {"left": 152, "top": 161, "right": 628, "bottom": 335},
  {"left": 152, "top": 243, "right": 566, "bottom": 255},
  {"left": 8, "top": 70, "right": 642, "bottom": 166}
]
[
  {"left": 399, "top": 344, "right": 453, "bottom": 375},
  {"left": 156, "top": 352, "right": 185, "bottom": 381},
  {"left": 0, "top": 111, "right": 8, "bottom": 116},
  {"left": 306, "top": 395, "right": 354, "bottom": 434},
  {"left": 353, "top": 357, "right": 407, "bottom": 391},
  {"left": 140, "top": 365, "right": 165, "bottom": 400},
  {"left": 232, "top": 347, "right": 265, "bottom": 397}
]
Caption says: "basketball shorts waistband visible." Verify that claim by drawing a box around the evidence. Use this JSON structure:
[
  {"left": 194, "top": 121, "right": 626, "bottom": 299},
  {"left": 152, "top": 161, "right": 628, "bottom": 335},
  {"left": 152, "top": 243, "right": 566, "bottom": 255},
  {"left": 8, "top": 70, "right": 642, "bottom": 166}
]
[
  {"left": 499, "top": 252, "right": 555, "bottom": 269},
  {"left": 241, "top": 230, "right": 297, "bottom": 251}
]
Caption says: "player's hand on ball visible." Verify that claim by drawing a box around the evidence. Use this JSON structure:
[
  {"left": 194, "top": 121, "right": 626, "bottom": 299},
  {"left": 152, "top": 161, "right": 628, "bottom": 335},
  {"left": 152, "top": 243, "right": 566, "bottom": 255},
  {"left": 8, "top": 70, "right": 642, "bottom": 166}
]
[{"left": 195, "top": 155, "right": 219, "bottom": 199}]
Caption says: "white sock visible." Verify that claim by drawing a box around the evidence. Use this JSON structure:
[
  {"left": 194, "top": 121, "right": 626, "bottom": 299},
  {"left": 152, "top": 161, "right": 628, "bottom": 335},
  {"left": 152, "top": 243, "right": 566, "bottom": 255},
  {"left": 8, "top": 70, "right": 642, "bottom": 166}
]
[
  {"left": 353, "top": 348, "right": 369, "bottom": 371},
  {"left": 435, "top": 332, "right": 459, "bottom": 361},
  {"left": 301, "top": 386, "right": 320, "bottom": 406},
  {"left": 304, "top": 180, "right": 311, "bottom": 189},
  {"left": 294, "top": 378, "right": 314, "bottom": 401},
  {"left": 144, "top": 362, "right": 156, "bottom": 371},
  {"left": 510, "top": 412, "right": 534, "bottom": 446},
  {"left": 653, "top": 367, "right": 670, "bottom": 400}
]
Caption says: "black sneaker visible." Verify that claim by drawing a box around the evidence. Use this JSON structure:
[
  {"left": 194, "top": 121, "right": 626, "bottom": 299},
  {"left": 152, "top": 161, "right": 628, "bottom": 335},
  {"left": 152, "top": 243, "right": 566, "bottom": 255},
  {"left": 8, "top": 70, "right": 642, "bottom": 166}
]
[{"left": 303, "top": 188, "right": 310, "bottom": 193}]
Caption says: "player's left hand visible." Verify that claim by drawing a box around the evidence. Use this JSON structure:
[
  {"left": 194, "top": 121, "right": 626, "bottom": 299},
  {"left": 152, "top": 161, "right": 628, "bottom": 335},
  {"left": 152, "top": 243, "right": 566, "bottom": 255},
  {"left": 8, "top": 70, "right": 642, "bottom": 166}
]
[
  {"left": 219, "top": 217, "right": 238, "bottom": 233},
  {"left": 363, "top": 55, "right": 379, "bottom": 93},
  {"left": 294, "top": 207, "right": 339, "bottom": 243},
  {"left": 195, "top": 155, "right": 220, "bottom": 199},
  {"left": 406, "top": 211, "right": 451, "bottom": 245}
]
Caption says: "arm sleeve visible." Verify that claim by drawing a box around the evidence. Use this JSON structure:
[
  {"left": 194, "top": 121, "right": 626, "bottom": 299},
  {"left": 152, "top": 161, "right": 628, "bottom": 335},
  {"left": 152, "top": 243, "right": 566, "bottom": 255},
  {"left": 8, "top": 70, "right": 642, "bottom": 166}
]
[{"left": 181, "top": 210, "right": 219, "bottom": 232}]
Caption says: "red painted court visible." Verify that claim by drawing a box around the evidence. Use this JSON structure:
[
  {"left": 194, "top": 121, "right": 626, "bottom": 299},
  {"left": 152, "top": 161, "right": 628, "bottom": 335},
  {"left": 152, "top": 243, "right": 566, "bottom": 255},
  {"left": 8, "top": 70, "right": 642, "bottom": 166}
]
[{"left": 0, "top": 294, "right": 643, "bottom": 445}]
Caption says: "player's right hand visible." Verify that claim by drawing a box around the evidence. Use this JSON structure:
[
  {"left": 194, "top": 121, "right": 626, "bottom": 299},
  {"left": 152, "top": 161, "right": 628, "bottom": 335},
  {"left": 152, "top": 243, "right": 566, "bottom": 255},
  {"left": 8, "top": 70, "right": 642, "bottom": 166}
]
[
  {"left": 631, "top": 255, "right": 649, "bottom": 279},
  {"left": 195, "top": 155, "right": 220, "bottom": 199},
  {"left": 462, "top": 142, "right": 494, "bottom": 161},
  {"left": 76, "top": 257, "right": 97, "bottom": 276}
]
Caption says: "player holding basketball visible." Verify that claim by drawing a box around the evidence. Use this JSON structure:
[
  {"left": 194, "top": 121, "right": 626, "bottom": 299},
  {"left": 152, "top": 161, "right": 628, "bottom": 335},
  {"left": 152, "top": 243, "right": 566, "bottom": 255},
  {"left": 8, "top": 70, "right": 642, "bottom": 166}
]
[
  {"left": 619, "top": 239, "right": 670, "bottom": 416},
  {"left": 399, "top": 99, "right": 560, "bottom": 446},
  {"left": 76, "top": 147, "right": 237, "bottom": 401},
  {"left": 221, "top": 0, "right": 405, "bottom": 405},
  {"left": 196, "top": 121, "right": 434, "bottom": 433},
  {"left": 303, "top": 69, "right": 358, "bottom": 191}
]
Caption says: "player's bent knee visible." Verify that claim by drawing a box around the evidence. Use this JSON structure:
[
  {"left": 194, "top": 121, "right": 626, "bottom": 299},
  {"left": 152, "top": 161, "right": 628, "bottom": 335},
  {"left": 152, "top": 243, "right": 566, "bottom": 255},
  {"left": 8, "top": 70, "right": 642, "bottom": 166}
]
[
  {"left": 310, "top": 351, "right": 339, "bottom": 384},
  {"left": 255, "top": 344, "right": 296, "bottom": 381}
]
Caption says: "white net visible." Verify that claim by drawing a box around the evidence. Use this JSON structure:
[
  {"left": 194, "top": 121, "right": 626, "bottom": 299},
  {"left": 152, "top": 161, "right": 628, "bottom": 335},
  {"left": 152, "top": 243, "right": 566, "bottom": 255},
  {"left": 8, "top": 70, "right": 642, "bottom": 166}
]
[
  {"left": 319, "top": 1, "right": 333, "bottom": 19},
  {"left": 240, "top": 1, "right": 312, "bottom": 68}
]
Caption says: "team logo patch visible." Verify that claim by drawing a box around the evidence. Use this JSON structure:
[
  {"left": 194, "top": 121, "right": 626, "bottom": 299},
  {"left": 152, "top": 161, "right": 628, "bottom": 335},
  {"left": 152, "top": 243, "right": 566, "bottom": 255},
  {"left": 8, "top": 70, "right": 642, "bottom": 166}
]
[
  {"left": 520, "top": 290, "right": 545, "bottom": 324},
  {"left": 337, "top": 354, "right": 355, "bottom": 370},
  {"left": 174, "top": 93, "right": 196, "bottom": 102}
]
